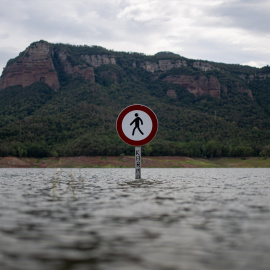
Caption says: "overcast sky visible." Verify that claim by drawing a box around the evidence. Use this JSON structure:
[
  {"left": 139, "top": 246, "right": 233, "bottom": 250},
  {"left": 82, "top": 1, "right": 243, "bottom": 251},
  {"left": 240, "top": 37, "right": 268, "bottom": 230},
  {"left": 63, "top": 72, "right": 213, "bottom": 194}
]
[{"left": 1, "top": 0, "right": 270, "bottom": 75}]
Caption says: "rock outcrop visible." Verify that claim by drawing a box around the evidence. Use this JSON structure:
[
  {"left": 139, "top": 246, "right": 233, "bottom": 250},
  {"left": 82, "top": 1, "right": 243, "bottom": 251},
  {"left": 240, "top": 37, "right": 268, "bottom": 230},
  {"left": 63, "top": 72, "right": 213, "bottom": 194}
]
[
  {"left": 81, "top": 54, "right": 116, "bottom": 67},
  {"left": 0, "top": 41, "right": 60, "bottom": 90},
  {"left": 140, "top": 59, "right": 255, "bottom": 99},
  {"left": 192, "top": 61, "right": 219, "bottom": 72},
  {"left": 140, "top": 59, "right": 218, "bottom": 73},
  {"left": 140, "top": 60, "right": 187, "bottom": 73},
  {"left": 238, "top": 73, "right": 270, "bottom": 82},
  {"left": 163, "top": 75, "right": 221, "bottom": 98},
  {"left": 0, "top": 40, "right": 258, "bottom": 100},
  {"left": 0, "top": 41, "right": 99, "bottom": 90},
  {"left": 166, "top": 89, "right": 177, "bottom": 99},
  {"left": 57, "top": 51, "right": 95, "bottom": 82},
  {"left": 235, "top": 82, "right": 254, "bottom": 100}
]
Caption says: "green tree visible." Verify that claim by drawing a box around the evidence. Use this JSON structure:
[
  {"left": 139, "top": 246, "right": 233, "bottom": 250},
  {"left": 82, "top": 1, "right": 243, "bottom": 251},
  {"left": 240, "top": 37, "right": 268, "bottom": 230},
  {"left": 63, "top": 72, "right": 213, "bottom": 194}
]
[{"left": 205, "top": 140, "right": 222, "bottom": 158}]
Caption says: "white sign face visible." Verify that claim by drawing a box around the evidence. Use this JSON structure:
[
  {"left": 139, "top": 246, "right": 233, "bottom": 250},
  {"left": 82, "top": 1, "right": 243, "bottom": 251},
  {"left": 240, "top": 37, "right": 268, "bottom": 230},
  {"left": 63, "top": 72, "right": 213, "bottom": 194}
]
[
  {"left": 122, "top": 110, "right": 153, "bottom": 141},
  {"left": 117, "top": 104, "right": 158, "bottom": 146}
]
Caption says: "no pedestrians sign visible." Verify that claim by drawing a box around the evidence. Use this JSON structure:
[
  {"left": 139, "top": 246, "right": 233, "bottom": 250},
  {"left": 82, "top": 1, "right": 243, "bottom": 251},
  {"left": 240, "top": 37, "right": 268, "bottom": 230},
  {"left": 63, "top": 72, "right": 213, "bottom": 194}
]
[{"left": 116, "top": 104, "right": 158, "bottom": 146}]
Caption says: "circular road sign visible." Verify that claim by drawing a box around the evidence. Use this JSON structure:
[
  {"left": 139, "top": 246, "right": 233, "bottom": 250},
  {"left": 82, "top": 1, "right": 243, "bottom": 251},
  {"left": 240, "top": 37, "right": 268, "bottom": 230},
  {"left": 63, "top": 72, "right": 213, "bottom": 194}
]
[{"left": 116, "top": 104, "right": 158, "bottom": 146}]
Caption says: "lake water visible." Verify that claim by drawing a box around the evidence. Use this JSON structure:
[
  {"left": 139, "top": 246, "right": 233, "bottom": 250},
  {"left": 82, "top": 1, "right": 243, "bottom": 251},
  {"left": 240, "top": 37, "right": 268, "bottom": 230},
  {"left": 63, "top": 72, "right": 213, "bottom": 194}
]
[{"left": 0, "top": 168, "right": 270, "bottom": 270}]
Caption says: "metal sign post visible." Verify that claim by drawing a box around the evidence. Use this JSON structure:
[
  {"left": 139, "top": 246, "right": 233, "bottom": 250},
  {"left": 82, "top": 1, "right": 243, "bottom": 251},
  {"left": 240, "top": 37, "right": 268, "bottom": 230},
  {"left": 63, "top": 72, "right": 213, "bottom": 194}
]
[
  {"left": 116, "top": 104, "right": 158, "bottom": 179},
  {"left": 135, "top": 146, "right": 141, "bottom": 179}
]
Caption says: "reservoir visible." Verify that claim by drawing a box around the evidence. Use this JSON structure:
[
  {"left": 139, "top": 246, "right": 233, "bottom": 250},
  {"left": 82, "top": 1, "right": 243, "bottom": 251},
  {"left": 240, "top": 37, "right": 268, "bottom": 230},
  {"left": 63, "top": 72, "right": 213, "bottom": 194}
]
[{"left": 0, "top": 168, "right": 270, "bottom": 270}]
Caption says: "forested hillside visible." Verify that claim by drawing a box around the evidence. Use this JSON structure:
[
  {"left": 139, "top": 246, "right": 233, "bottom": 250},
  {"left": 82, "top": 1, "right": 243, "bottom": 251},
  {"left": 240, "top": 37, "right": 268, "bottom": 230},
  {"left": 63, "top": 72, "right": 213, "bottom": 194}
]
[{"left": 0, "top": 41, "right": 270, "bottom": 158}]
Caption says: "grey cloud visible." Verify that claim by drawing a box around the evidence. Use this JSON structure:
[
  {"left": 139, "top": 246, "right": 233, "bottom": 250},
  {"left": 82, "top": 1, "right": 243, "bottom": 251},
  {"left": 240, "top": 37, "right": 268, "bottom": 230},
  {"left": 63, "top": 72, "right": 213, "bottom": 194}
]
[
  {"left": 210, "top": 0, "right": 270, "bottom": 34},
  {"left": 0, "top": 0, "right": 270, "bottom": 74}
]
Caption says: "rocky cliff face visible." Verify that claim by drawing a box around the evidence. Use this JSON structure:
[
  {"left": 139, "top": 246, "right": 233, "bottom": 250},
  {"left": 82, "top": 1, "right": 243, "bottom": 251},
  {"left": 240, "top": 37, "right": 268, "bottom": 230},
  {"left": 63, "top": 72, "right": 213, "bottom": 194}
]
[
  {"left": 0, "top": 41, "right": 98, "bottom": 91},
  {"left": 139, "top": 59, "right": 224, "bottom": 98},
  {"left": 238, "top": 73, "right": 270, "bottom": 82},
  {"left": 192, "top": 61, "right": 219, "bottom": 72},
  {"left": 81, "top": 54, "right": 116, "bottom": 67},
  {"left": 57, "top": 51, "right": 95, "bottom": 82},
  {"left": 140, "top": 59, "right": 187, "bottom": 72},
  {"left": 140, "top": 59, "right": 218, "bottom": 73},
  {"left": 235, "top": 82, "right": 254, "bottom": 99},
  {"left": 163, "top": 75, "right": 221, "bottom": 98},
  {"left": 0, "top": 40, "right": 263, "bottom": 100},
  {"left": 140, "top": 59, "right": 257, "bottom": 99},
  {"left": 0, "top": 41, "right": 60, "bottom": 90}
]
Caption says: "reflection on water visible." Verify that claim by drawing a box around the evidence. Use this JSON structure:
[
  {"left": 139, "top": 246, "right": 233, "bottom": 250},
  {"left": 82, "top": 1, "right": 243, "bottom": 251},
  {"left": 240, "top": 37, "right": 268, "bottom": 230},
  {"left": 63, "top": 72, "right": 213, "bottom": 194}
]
[{"left": 0, "top": 168, "right": 270, "bottom": 270}]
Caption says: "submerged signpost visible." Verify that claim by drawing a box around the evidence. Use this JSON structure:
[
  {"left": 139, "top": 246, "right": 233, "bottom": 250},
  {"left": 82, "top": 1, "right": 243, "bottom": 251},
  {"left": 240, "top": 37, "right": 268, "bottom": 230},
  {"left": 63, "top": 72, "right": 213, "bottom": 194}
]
[{"left": 116, "top": 104, "right": 158, "bottom": 179}]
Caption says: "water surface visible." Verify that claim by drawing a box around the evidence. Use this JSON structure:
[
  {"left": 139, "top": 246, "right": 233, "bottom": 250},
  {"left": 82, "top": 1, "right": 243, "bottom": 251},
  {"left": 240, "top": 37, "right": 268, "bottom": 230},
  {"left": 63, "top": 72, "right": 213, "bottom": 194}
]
[{"left": 0, "top": 168, "right": 270, "bottom": 270}]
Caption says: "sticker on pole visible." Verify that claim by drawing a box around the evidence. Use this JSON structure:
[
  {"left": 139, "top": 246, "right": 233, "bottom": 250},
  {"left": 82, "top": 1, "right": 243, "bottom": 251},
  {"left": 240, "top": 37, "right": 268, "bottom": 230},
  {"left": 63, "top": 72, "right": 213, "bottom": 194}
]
[{"left": 116, "top": 104, "right": 158, "bottom": 146}]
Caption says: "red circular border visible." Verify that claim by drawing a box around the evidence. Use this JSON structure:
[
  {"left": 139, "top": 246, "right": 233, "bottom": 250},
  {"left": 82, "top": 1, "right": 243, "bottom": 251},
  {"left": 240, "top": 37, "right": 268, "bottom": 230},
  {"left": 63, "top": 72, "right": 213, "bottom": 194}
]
[{"left": 116, "top": 104, "right": 158, "bottom": 146}]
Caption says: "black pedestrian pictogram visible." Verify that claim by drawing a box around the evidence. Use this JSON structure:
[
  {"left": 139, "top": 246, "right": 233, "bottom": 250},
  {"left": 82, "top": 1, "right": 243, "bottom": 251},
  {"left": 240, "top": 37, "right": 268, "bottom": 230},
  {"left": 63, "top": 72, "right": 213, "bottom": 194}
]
[{"left": 130, "top": 113, "right": 144, "bottom": 136}]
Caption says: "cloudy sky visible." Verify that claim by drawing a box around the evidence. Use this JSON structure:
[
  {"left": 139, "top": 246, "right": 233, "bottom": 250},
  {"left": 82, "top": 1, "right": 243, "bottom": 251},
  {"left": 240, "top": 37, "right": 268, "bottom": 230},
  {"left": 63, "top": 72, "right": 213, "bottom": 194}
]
[{"left": 1, "top": 0, "right": 270, "bottom": 75}]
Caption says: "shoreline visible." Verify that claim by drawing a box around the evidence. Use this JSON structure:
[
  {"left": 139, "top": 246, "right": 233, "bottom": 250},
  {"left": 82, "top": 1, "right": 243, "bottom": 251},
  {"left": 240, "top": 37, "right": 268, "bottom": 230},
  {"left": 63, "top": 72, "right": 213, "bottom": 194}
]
[{"left": 0, "top": 156, "right": 269, "bottom": 168}]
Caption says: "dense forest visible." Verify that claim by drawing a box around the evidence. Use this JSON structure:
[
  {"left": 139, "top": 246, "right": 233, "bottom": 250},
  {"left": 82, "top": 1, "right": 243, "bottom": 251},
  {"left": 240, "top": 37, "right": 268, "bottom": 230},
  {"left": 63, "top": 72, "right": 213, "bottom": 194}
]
[{"left": 0, "top": 41, "right": 270, "bottom": 158}]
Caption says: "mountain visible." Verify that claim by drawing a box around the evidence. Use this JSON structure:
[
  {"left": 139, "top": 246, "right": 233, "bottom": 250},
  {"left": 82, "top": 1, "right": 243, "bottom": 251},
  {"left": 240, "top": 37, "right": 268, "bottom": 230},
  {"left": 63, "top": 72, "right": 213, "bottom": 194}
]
[{"left": 0, "top": 40, "right": 270, "bottom": 158}]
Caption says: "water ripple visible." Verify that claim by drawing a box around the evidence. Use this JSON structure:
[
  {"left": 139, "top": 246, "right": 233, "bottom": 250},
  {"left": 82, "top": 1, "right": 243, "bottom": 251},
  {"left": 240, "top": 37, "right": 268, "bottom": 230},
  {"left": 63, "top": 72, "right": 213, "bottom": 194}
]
[{"left": 0, "top": 168, "right": 270, "bottom": 270}]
